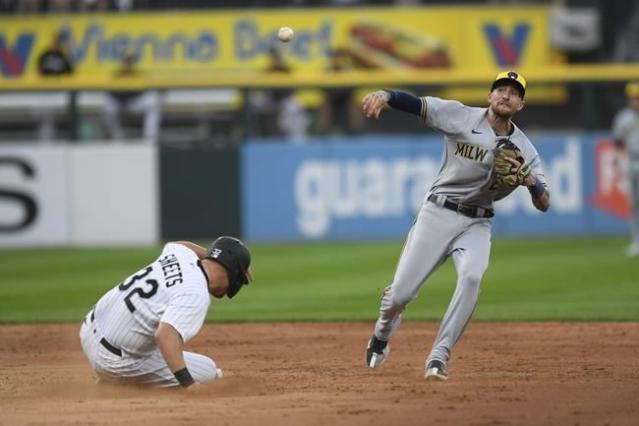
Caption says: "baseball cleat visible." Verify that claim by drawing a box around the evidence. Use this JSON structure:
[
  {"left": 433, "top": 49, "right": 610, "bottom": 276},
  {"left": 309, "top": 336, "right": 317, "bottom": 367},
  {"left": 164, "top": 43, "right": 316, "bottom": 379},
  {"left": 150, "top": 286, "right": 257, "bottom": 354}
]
[
  {"left": 215, "top": 368, "right": 224, "bottom": 379},
  {"left": 425, "top": 360, "right": 448, "bottom": 381},
  {"left": 365, "top": 336, "right": 389, "bottom": 368}
]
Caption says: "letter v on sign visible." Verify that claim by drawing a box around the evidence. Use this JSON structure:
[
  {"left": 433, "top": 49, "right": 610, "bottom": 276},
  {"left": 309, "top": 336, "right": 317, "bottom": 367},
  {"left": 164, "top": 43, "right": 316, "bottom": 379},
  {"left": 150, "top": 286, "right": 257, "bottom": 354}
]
[
  {"left": 0, "top": 33, "right": 35, "bottom": 77},
  {"left": 483, "top": 23, "right": 530, "bottom": 67}
]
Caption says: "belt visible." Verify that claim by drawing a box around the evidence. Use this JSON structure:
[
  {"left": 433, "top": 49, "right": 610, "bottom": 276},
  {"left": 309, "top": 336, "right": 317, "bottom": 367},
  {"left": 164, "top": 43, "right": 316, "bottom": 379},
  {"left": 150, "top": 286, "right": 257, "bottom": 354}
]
[
  {"left": 99, "top": 337, "right": 122, "bottom": 357},
  {"left": 86, "top": 308, "right": 122, "bottom": 357},
  {"left": 428, "top": 194, "right": 494, "bottom": 218}
]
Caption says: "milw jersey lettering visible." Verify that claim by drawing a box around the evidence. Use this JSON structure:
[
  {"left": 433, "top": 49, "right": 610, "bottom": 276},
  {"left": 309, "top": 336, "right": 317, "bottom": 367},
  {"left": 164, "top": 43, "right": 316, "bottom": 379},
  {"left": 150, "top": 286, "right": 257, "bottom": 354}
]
[{"left": 454, "top": 143, "right": 489, "bottom": 162}]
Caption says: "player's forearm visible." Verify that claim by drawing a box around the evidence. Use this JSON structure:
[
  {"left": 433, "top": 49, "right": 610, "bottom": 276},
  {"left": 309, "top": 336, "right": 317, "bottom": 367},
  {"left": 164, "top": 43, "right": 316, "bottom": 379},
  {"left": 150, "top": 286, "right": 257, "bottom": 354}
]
[
  {"left": 528, "top": 180, "right": 550, "bottom": 212},
  {"left": 154, "top": 322, "right": 190, "bottom": 383},
  {"left": 174, "top": 241, "right": 207, "bottom": 259},
  {"left": 384, "top": 90, "right": 423, "bottom": 117},
  {"left": 525, "top": 176, "right": 549, "bottom": 212}
]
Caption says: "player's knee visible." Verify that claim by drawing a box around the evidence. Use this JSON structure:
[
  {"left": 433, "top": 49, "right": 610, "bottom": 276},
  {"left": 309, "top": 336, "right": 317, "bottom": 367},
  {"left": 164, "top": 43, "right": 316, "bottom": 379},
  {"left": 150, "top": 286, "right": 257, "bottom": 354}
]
[
  {"left": 191, "top": 356, "right": 219, "bottom": 384},
  {"left": 459, "top": 271, "right": 483, "bottom": 290},
  {"left": 198, "top": 370, "right": 217, "bottom": 384},
  {"left": 387, "top": 288, "right": 413, "bottom": 308}
]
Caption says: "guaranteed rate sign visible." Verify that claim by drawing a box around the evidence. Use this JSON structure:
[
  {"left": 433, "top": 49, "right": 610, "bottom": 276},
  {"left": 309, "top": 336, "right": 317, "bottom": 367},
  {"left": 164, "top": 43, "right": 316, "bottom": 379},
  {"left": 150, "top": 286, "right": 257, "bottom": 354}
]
[{"left": 242, "top": 134, "right": 628, "bottom": 242}]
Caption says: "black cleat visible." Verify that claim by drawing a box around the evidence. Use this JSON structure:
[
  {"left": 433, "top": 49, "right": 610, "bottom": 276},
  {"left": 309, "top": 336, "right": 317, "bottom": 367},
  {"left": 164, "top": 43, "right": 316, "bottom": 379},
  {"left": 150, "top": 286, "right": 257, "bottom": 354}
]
[
  {"left": 365, "top": 335, "right": 389, "bottom": 368},
  {"left": 425, "top": 360, "right": 448, "bottom": 381}
]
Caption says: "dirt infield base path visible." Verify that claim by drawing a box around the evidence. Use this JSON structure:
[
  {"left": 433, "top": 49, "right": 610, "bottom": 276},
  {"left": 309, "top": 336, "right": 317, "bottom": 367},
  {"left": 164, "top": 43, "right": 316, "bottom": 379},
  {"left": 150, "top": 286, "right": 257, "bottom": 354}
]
[{"left": 1, "top": 322, "right": 638, "bottom": 426}]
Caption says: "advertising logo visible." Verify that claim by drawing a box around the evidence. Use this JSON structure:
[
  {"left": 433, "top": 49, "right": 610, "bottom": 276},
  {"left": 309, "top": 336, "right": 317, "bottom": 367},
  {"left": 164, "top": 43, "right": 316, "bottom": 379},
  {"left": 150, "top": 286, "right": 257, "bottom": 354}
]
[
  {"left": 0, "top": 34, "right": 35, "bottom": 77},
  {"left": 62, "top": 24, "right": 218, "bottom": 64},
  {"left": 0, "top": 157, "right": 38, "bottom": 231},
  {"left": 483, "top": 23, "right": 530, "bottom": 67},
  {"left": 496, "top": 138, "right": 583, "bottom": 215},
  {"left": 235, "top": 19, "right": 332, "bottom": 60},
  {"left": 294, "top": 157, "right": 438, "bottom": 238},
  {"left": 590, "top": 139, "right": 630, "bottom": 219}
]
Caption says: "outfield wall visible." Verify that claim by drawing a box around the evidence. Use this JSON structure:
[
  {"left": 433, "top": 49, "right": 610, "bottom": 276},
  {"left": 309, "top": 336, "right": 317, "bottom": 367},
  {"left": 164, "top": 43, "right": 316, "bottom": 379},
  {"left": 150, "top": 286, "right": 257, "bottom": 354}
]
[
  {"left": 0, "top": 143, "right": 158, "bottom": 247},
  {"left": 242, "top": 133, "right": 630, "bottom": 241},
  {"left": 0, "top": 132, "right": 630, "bottom": 247}
]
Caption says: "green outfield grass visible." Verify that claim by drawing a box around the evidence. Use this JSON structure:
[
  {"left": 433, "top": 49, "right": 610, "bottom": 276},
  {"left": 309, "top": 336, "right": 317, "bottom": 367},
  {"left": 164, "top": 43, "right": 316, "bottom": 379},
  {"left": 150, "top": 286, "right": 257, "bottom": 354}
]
[{"left": 1, "top": 236, "right": 637, "bottom": 323}]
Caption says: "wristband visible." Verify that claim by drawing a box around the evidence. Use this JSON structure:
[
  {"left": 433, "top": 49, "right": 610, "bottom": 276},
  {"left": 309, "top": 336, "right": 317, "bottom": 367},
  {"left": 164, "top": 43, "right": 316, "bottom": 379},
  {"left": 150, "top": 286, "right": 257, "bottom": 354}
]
[
  {"left": 527, "top": 179, "right": 545, "bottom": 199},
  {"left": 383, "top": 90, "right": 422, "bottom": 116},
  {"left": 173, "top": 367, "right": 195, "bottom": 388},
  {"left": 382, "top": 89, "right": 395, "bottom": 102}
]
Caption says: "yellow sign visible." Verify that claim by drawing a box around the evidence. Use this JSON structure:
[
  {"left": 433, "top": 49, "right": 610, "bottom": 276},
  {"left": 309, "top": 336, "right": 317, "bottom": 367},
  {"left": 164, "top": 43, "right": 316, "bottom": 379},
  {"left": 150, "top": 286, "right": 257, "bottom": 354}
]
[{"left": 0, "top": 6, "right": 561, "bottom": 86}]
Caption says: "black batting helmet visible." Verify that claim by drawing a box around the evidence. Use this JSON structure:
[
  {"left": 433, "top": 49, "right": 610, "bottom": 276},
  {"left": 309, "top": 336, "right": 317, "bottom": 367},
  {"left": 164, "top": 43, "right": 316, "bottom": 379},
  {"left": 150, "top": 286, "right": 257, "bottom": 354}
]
[{"left": 206, "top": 236, "right": 252, "bottom": 298}]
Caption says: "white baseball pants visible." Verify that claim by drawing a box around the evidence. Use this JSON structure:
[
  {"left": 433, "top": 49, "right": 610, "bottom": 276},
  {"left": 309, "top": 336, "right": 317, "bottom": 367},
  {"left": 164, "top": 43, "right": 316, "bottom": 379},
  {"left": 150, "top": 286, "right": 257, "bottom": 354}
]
[{"left": 79, "top": 312, "right": 220, "bottom": 387}]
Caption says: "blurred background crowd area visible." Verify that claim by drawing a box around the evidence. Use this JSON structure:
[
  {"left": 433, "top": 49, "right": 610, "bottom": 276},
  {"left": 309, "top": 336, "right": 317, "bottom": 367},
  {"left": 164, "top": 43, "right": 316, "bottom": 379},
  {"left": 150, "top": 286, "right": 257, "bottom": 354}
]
[{"left": 0, "top": 0, "right": 638, "bottom": 144}]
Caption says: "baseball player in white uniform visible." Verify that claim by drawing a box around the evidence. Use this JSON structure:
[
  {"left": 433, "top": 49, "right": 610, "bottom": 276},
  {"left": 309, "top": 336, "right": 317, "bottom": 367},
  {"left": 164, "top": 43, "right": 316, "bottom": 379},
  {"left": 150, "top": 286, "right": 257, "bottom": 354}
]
[
  {"left": 80, "top": 236, "right": 253, "bottom": 388},
  {"left": 361, "top": 71, "right": 550, "bottom": 380},
  {"left": 612, "top": 81, "right": 639, "bottom": 256}
]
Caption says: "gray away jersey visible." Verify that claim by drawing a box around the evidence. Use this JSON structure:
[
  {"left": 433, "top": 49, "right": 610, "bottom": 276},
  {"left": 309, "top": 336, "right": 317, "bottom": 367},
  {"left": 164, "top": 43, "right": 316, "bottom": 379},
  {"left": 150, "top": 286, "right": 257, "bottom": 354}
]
[
  {"left": 421, "top": 96, "right": 547, "bottom": 209},
  {"left": 612, "top": 107, "right": 639, "bottom": 158},
  {"left": 93, "top": 243, "right": 210, "bottom": 356}
]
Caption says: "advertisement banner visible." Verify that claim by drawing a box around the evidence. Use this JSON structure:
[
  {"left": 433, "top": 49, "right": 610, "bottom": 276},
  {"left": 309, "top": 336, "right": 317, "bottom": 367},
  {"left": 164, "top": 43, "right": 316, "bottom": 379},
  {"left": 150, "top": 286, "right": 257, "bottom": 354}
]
[
  {"left": 0, "top": 143, "right": 158, "bottom": 247},
  {"left": 241, "top": 134, "right": 629, "bottom": 242},
  {"left": 0, "top": 144, "right": 70, "bottom": 246},
  {"left": 68, "top": 145, "right": 158, "bottom": 246},
  {"left": 0, "top": 6, "right": 562, "bottom": 86}
]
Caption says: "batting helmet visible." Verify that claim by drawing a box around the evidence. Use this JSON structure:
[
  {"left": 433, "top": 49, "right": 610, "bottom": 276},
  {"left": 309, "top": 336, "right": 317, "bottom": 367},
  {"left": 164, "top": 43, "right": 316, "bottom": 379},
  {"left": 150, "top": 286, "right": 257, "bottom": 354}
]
[
  {"left": 206, "top": 236, "right": 252, "bottom": 299},
  {"left": 491, "top": 71, "right": 527, "bottom": 99}
]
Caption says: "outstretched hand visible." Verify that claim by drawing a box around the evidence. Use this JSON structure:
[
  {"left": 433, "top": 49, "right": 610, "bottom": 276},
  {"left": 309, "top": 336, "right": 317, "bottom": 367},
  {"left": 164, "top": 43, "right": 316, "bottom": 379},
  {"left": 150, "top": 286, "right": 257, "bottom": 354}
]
[{"left": 361, "top": 90, "right": 391, "bottom": 119}]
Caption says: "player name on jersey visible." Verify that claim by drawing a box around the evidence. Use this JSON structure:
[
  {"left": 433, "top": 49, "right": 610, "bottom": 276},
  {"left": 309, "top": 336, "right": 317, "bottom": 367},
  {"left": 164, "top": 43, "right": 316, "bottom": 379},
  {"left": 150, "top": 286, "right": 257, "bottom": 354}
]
[{"left": 159, "top": 253, "right": 184, "bottom": 287}]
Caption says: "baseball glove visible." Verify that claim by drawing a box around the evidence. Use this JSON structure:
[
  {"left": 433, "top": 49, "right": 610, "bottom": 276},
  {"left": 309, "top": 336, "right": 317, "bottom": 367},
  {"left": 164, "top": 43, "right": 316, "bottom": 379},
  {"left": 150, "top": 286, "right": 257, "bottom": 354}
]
[{"left": 491, "top": 140, "right": 531, "bottom": 189}]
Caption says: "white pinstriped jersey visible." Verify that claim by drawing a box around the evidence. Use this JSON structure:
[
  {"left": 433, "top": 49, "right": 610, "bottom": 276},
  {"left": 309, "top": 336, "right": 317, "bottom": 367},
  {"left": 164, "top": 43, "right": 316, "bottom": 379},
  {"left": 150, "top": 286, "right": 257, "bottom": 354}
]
[
  {"left": 93, "top": 243, "right": 210, "bottom": 356},
  {"left": 420, "top": 96, "right": 547, "bottom": 208}
]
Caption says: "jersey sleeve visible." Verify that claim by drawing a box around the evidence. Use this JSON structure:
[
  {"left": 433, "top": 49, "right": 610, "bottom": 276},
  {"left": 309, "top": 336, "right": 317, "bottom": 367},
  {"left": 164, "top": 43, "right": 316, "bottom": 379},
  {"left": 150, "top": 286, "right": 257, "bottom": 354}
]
[
  {"left": 523, "top": 138, "right": 548, "bottom": 188},
  {"left": 159, "top": 243, "right": 173, "bottom": 257},
  {"left": 160, "top": 292, "right": 210, "bottom": 343},
  {"left": 160, "top": 242, "right": 199, "bottom": 262},
  {"left": 529, "top": 152, "right": 547, "bottom": 187},
  {"left": 386, "top": 90, "right": 423, "bottom": 117},
  {"left": 423, "top": 97, "right": 471, "bottom": 135}
]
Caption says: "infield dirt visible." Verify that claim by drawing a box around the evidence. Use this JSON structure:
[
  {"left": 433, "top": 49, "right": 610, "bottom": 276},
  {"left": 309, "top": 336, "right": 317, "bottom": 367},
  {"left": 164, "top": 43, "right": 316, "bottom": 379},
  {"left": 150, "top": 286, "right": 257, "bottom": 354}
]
[{"left": 1, "top": 322, "right": 638, "bottom": 425}]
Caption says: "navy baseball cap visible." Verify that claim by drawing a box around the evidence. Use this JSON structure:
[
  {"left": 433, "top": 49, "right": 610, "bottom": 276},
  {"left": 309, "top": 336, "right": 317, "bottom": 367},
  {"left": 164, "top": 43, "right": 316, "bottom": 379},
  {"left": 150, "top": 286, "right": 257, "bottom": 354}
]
[{"left": 491, "top": 71, "right": 526, "bottom": 99}]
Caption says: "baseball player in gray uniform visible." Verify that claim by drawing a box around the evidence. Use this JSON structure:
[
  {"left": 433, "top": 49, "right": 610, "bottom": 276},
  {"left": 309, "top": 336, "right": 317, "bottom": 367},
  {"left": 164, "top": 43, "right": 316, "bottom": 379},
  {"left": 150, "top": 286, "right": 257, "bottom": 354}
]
[
  {"left": 80, "top": 236, "right": 253, "bottom": 388},
  {"left": 612, "top": 81, "right": 639, "bottom": 256},
  {"left": 361, "top": 71, "right": 550, "bottom": 380}
]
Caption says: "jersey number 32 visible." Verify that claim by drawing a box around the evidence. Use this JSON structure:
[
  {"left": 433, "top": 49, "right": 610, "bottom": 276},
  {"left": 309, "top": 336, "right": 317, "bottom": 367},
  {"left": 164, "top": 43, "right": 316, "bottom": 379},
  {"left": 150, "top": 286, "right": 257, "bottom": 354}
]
[{"left": 118, "top": 266, "right": 159, "bottom": 312}]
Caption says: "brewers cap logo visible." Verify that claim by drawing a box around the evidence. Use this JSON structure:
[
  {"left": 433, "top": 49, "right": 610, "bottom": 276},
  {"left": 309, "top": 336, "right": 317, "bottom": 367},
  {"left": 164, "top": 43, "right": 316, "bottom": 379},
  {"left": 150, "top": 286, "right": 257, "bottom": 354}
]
[{"left": 491, "top": 70, "right": 527, "bottom": 98}]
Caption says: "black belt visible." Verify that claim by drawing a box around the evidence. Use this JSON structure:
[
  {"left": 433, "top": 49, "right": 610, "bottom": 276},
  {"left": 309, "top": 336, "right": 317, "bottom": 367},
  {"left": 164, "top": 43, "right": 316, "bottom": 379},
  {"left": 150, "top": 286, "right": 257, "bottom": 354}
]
[
  {"left": 87, "top": 309, "right": 122, "bottom": 357},
  {"left": 100, "top": 337, "right": 122, "bottom": 357},
  {"left": 428, "top": 194, "right": 494, "bottom": 218}
]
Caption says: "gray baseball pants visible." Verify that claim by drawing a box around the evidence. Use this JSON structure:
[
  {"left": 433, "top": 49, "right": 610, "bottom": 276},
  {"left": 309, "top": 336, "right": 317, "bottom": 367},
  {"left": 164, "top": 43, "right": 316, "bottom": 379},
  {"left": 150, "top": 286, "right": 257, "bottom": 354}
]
[{"left": 373, "top": 196, "right": 492, "bottom": 365}]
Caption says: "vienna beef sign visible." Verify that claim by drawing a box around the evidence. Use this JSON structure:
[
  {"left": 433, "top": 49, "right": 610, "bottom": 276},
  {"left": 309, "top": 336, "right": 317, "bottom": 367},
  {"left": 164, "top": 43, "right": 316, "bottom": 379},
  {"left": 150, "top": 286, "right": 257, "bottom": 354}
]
[{"left": 0, "top": 6, "right": 561, "bottom": 87}]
